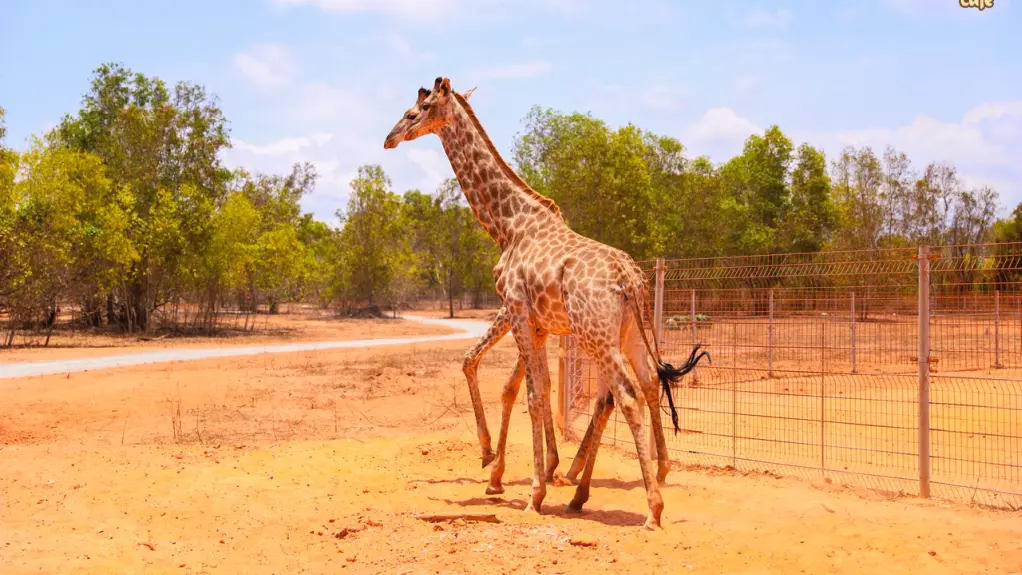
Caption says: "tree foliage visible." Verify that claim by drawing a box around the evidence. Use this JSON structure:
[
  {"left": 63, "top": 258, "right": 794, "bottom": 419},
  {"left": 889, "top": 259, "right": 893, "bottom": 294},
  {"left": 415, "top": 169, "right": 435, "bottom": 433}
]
[
  {"left": 0, "top": 65, "right": 1014, "bottom": 344},
  {"left": 512, "top": 107, "right": 1001, "bottom": 259}
]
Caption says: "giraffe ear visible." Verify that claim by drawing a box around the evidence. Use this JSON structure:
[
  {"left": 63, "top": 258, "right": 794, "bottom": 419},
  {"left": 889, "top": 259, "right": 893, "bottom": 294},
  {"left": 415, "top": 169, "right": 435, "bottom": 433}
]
[
  {"left": 416, "top": 87, "right": 429, "bottom": 104},
  {"left": 462, "top": 87, "right": 476, "bottom": 100},
  {"left": 433, "top": 77, "right": 443, "bottom": 91},
  {"left": 439, "top": 78, "right": 451, "bottom": 96}
]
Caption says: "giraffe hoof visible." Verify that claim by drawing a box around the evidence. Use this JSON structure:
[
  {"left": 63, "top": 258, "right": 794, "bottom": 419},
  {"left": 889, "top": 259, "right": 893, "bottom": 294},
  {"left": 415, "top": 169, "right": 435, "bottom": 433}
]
[
  {"left": 524, "top": 504, "right": 542, "bottom": 515},
  {"left": 642, "top": 519, "right": 663, "bottom": 531},
  {"left": 481, "top": 450, "right": 496, "bottom": 468},
  {"left": 485, "top": 484, "right": 505, "bottom": 495},
  {"left": 566, "top": 500, "right": 585, "bottom": 514}
]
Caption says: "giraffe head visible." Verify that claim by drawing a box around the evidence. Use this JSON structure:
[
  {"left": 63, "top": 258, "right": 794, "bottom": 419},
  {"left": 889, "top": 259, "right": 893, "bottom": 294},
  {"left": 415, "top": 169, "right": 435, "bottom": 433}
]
[{"left": 383, "top": 77, "right": 475, "bottom": 149}]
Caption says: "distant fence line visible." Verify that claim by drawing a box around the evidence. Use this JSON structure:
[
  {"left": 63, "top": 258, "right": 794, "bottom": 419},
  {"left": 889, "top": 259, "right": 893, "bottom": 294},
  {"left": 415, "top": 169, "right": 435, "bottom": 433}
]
[{"left": 556, "top": 242, "right": 1022, "bottom": 509}]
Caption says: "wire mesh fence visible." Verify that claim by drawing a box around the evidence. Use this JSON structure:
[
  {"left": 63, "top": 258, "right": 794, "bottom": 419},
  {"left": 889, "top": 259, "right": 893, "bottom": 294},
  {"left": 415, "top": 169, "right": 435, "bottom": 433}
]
[{"left": 558, "top": 242, "right": 1022, "bottom": 509}]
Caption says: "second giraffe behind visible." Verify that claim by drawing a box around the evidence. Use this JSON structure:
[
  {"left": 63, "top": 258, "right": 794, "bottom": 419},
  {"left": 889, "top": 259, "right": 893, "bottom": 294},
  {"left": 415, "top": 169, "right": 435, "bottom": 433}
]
[{"left": 383, "top": 77, "right": 709, "bottom": 530}]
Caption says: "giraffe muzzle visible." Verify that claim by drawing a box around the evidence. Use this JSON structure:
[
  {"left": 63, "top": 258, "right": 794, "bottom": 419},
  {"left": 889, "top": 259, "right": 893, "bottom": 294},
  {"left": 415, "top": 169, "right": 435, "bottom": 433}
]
[{"left": 383, "top": 132, "right": 400, "bottom": 149}]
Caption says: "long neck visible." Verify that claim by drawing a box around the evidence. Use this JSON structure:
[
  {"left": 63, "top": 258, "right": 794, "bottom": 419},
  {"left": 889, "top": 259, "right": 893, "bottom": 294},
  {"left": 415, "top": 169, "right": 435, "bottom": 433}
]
[{"left": 436, "top": 95, "right": 562, "bottom": 250}]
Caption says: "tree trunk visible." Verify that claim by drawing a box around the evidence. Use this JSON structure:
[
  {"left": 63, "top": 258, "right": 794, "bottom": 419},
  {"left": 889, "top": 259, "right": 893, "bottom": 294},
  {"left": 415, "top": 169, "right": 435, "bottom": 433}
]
[
  {"left": 106, "top": 293, "right": 116, "bottom": 327},
  {"left": 447, "top": 271, "right": 455, "bottom": 319}
]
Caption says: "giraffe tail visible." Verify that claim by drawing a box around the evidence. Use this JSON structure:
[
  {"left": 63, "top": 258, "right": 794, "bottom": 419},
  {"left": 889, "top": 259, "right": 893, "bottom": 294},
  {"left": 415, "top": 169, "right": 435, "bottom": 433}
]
[{"left": 626, "top": 283, "right": 711, "bottom": 435}]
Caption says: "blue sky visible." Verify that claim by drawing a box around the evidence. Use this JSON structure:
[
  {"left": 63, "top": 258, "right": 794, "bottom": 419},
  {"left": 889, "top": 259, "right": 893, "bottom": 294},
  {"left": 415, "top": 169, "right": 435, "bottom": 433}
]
[{"left": 2, "top": 0, "right": 1020, "bottom": 225}]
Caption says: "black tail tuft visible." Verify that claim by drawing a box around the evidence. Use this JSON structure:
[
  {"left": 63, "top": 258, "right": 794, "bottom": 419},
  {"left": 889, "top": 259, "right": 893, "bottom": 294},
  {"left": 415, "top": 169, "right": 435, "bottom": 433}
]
[{"left": 656, "top": 345, "right": 712, "bottom": 434}]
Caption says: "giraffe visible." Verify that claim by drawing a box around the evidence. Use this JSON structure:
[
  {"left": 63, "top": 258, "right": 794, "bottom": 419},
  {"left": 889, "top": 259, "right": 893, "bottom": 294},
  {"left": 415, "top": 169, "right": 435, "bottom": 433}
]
[
  {"left": 436, "top": 90, "right": 699, "bottom": 494},
  {"left": 384, "top": 77, "right": 709, "bottom": 529}
]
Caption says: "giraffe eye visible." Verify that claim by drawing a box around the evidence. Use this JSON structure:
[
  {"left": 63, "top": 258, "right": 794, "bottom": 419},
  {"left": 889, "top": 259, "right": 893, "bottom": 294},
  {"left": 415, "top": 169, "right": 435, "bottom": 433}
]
[
  {"left": 421, "top": 102, "right": 431, "bottom": 110},
  {"left": 405, "top": 113, "right": 417, "bottom": 121}
]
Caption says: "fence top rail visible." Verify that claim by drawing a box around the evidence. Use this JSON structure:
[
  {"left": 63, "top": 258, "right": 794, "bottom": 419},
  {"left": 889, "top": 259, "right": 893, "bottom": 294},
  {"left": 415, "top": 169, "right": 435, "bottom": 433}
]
[{"left": 635, "top": 242, "right": 1022, "bottom": 281}]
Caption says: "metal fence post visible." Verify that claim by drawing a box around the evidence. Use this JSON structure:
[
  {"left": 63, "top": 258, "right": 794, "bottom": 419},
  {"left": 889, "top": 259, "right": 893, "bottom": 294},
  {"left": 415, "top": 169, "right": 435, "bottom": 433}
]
[
  {"left": 651, "top": 258, "right": 666, "bottom": 457},
  {"left": 821, "top": 321, "right": 826, "bottom": 473},
  {"left": 995, "top": 289, "right": 1002, "bottom": 368},
  {"left": 917, "top": 245, "right": 931, "bottom": 499},
  {"left": 654, "top": 259, "right": 666, "bottom": 350},
  {"left": 691, "top": 289, "right": 699, "bottom": 383},
  {"left": 768, "top": 288, "right": 775, "bottom": 378},
  {"left": 850, "top": 290, "right": 857, "bottom": 374}
]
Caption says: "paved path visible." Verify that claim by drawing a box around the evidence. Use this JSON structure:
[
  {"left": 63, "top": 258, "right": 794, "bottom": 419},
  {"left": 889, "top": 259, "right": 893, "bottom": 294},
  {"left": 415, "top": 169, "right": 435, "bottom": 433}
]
[{"left": 0, "top": 315, "right": 491, "bottom": 380}]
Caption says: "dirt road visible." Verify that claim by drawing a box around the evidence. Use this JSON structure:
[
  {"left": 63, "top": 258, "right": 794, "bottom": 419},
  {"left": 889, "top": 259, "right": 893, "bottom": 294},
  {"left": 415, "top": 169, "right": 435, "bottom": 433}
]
[{"left": 0, "top": 315, "right": 486, "bottom": 379}]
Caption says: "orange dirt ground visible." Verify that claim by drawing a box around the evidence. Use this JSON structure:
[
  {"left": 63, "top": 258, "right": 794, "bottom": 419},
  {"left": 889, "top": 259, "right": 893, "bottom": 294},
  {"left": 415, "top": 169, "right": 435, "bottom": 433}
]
[{"left": 2, "top": 315, "right": 1021, "bottom": 574}]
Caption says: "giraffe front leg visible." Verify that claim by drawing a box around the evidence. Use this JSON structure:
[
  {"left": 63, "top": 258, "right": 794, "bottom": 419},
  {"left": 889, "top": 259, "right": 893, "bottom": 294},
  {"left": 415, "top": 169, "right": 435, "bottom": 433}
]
[
  {"left": 508, "top": 313, "right": 548, "bottom": 514},
  {"left": 486, "top": 355, "right": 525, "bottom": 495},
  {"left": 462, "top": 306, "right": 511, "bottom": 468}
]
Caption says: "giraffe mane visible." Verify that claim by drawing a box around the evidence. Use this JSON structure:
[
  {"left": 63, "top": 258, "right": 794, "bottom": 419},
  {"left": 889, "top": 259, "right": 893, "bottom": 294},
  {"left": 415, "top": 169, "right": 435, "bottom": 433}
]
[{"left": 451, "top": 91, "right": 563, "bottom": 220}]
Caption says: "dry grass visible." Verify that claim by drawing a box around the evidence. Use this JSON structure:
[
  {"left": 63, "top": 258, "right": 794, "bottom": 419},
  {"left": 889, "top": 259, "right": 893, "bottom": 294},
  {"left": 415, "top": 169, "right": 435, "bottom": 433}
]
[{"left": 134, "top": 344, "right": 525, "bottom": 448}]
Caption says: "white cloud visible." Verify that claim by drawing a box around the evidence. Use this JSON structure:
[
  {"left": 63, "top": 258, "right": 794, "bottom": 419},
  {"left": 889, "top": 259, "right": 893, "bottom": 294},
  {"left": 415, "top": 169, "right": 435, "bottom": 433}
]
[
  {"left": 741, "top": 7, "right": 792, "bottom": 29},
  {"left": 805, "top": 100, "right": 1022, "bottom": 205},
  {"left": 222, "top": 74, "right": 456, "bottom": 224},
  {"left": 271, "top": 0, "right": 467, "bottom": 21},
  {"left": 731, "top": 75, "right": 760, "bottom": 98},
  {"left": 474, "top": 61, "right": 552, "bottom": 80},
  {"left": 233, "top": 44, "right": 296, "bottom": 92},
  {"left": 231, "top": 133, "right": 333, "bottom": 156},
  {"left": 808, "top": 101, "right": 1022, "bottom": 170},
  {"left": 296, "top": 83, "right": 378, "bottom": 126},
  {"left": 733, "top": 38, "right": 792, "bottom": 66},
  {"left": 380, "top": 31, "right": 436, "bottom": 63},
  {"left": 836, "top": 7, "right": 858, "bottom": 23},
  {"left": 585, "top": 83, "right": 686, "bottom": 117},
  {"left": 882, "top": 0, "right": 971, "bottom": 18},
  {"left": 681, "top": 101, "right": 1022, "bottom": 206},
  {"left": 682, "top": 107, "right": 762, "bottom": 159},
  {"left": 384, "top": 31, "right": 413, "bottom": 57},
  {"left": 637, "top": 86, "right": 685, "bottom": 112},
  {"left": 406, "top": 147, "right": 451, "bottom": 193}
]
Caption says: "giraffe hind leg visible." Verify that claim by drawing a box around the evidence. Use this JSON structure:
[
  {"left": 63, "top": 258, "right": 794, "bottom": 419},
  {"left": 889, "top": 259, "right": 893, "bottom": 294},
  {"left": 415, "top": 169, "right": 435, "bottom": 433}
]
[
  {"left": 567, "top": 322, "right": 668, "bottom": 485},
  {"left": 567, "top": 390, "right": 613, "bottom": 513},
  {"left": 571, "top": 344, "right": 664, "bottom": 529},
  {"left": 623, "top": 319, "right": 672, "bottom": 484},
  {"left": 537, "top": 333, "right": 559, "bottom": 482}
]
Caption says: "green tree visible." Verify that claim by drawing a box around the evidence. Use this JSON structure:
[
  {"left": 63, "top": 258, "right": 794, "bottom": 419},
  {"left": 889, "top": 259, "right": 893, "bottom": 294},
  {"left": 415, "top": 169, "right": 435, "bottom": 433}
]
[
  {"left": 50, "top": 63, "right": 231, "bottom": 331},
  {"left": 336, "top": 164, "right": 407, "bottom": 308},
  {"left": 719, "top": 126, "right": 794, "bottom": 254},
  {"left": 429, "top": 178, "right": 497, "bottom": 318},
  {"left": 776, "top": 144, "right": 836, "bottom": 252},
  {"left": 5, "top": 139, "right": 135, "bottom": 342},
  {"left": 0, "top": 106, "right": 21, "bottom": 305},
  {"left": 195, "top": 191, "right": 259, "bottom": 330}
]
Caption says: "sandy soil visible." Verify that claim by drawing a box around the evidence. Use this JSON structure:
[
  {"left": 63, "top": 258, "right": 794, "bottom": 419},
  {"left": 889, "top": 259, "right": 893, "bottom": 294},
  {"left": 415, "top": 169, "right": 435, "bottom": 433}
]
[
  {"left": 2, "top": 320, "right": 1021, "bottom": 574},
  {"left": 0, "top": 311, "right": 459, "bottom": 364}
]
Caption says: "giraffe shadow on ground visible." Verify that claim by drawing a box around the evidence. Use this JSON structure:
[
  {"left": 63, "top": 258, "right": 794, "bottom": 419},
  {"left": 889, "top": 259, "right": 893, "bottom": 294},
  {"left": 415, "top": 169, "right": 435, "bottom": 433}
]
[
  {"left": 412, "top": 476, "right": 651, "bottom": 492},
  {"left": 437, "top": 496, "right": 649, "bottom": 528},
  {"left": 408, "top": 477, "right": 531, "bottom": 488},
  {"left": 436, "top": 496, "right": 529, "bottom": 512},
  {"left": 589, "top": 477, "right": 652, "bottom": 490}
]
